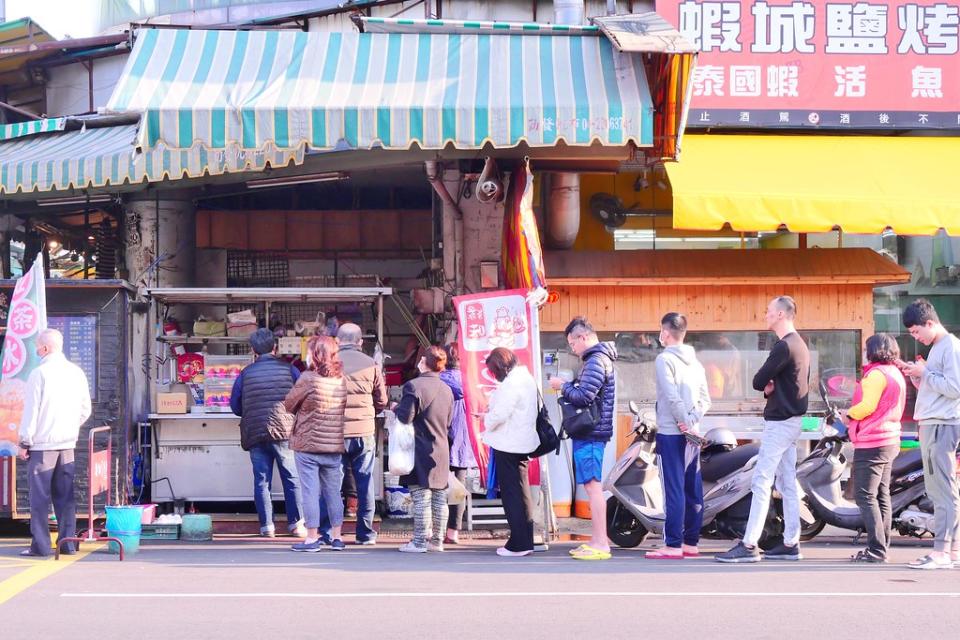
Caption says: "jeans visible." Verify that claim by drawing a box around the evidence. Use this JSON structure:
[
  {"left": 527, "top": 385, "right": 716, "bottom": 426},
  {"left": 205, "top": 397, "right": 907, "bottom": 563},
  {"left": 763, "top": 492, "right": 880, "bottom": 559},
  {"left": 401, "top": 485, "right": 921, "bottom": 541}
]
[
  {"left": 919, "top": 424, "right": 960, "bottom": 553},
  {"left": 249, "top": 441, "right": 303, "bottom": 531},
  {"left": 28, "top": 450, "right": 77, "bottom": 556},
  {"left": 318, "top": 435, "right": 377, "bottom": 542},
  {"left": 742, "top": 417, "right": 803, "bottom": 547},
  {"left": 494, "top": 450, "right": 534, "bottom": 552},
  {"left": 295, "top": 451, "right": 345, "bottom": 530},
  {"left": 656, "top": 434, "right": 704, "bottom": 548},
  {"left": 852, "top": 444, "right": 898, "bottom": 558}
]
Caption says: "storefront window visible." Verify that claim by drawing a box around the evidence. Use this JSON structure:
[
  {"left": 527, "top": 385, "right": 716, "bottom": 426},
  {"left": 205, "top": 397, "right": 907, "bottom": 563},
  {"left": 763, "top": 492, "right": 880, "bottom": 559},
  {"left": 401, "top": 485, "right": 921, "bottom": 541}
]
[{"left": 541, "top": 330, "right": 860, "bottom": 416}]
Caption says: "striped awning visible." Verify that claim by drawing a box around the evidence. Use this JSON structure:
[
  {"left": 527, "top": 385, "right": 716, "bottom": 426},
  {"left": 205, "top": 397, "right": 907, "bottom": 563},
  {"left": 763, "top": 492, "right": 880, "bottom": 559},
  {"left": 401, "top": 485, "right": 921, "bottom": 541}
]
[
  {"left": 104, "top": 28, "right": 654, "bottom": 154},
  {"left": 0, "top": 123, "right": 302, "bottom": 195},
  {"left": 0, "top": 118, "right": 66, "bottom": 142}
]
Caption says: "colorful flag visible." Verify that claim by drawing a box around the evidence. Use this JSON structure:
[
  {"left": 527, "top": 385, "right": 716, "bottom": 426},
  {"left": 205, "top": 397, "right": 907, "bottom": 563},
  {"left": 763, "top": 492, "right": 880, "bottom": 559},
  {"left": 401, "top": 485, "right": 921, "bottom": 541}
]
[
  {"left": 501, "top": 160, "right": 547, "bottom": 291},
  {"left": 453, "top": 289, "right": 540, "bottom": 488},
  {"left": 0, "top": 256, "right": 48, "bottom": 456}
]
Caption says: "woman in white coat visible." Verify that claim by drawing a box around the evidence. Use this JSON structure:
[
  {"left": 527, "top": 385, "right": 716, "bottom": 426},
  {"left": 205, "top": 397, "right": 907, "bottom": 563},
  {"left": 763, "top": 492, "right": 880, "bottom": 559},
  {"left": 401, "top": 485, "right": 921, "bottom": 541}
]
[{"left": 482, "top": 347, "right": 540, "bottom": 557}]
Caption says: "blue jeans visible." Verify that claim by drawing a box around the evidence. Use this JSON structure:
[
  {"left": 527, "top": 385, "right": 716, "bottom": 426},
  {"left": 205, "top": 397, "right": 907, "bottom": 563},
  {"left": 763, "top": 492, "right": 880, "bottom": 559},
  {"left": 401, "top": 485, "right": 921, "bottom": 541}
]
[
  {"left": 319, "top": 435, "right": 377, "bottom": 542},
  {"left": 249, "top": 441, "right": 303, "bottom": 531},
  {"left": 250, "top": 440, "right": 303, "bottom": 530},
  {"left": 656, "top": 434, "right": 703, "bottom": 547},
  {"left": 295, "top": 451, "right": 345, "bottom": 530}
]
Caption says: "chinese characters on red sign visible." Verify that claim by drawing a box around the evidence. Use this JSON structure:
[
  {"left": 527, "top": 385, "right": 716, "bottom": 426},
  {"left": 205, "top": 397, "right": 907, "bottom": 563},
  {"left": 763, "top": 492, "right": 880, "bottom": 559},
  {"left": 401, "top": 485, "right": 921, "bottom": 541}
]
[
  {"left": 454, "top": 289, "right": 541, "bottom": 488},
  {"left": 657, "top": 0, "right": 960, "bottom": 128}
]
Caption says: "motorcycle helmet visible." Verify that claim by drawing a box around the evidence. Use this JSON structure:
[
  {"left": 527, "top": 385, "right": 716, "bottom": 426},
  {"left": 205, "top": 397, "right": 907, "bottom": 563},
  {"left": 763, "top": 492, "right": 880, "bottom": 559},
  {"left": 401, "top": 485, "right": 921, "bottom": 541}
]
[{"left": 703, "top": 428, "right": 738, "bottom": 453}]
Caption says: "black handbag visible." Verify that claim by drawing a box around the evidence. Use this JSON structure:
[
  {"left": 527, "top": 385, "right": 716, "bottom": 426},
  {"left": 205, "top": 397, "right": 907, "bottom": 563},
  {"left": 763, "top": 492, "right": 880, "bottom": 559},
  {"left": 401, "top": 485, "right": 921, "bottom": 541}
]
[
  {"left": 558, "top": 394, "right": 601, "bottom": 439},
  {"left": 529, "top": 391, "right": 561, "bottom": 458}
]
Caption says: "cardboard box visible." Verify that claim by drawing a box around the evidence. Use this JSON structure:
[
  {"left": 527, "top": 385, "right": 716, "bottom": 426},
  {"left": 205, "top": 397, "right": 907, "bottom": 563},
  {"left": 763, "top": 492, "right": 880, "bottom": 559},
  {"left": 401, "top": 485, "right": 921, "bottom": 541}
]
[{"left": 157, "top": 392, "right": 189, "bottom": 414}]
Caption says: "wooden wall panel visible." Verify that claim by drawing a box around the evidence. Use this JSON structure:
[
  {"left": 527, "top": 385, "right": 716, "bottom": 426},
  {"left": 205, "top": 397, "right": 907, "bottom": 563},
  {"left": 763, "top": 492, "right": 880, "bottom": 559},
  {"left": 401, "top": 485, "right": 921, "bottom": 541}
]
[
  {"left": 248, "top": 213, "right": 287, "bottom": 251},
  {"left": 209, "top": 211, "right": 248, "bottom": 249},
  {"left": 323, "top": 212, "right": 362, "bottom": 251},
  {"left": 540, "top": 283, "right": 877, "bottom": 336},
  {"left": 286, "top": 212, "right": 323, "bottom": 251}
]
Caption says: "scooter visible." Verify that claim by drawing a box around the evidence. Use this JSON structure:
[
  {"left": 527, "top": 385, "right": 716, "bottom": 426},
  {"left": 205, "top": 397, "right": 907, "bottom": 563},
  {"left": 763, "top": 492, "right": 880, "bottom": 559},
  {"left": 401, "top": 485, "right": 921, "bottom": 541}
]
[
  {"left": 604, "top": 401, "right": 785, "bottom": 550},
  {"left": 796, "top": 380, "right": 937, "bottom": 540}
]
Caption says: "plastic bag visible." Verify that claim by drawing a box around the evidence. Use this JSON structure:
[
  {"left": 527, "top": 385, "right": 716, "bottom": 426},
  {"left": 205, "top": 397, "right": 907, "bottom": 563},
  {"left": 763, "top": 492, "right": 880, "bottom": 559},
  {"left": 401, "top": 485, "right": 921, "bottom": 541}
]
[
  {"left": 387, "top": 411, "right": 415, "bottom": 476},
  {"left": 446, "top": 471, "right": 468, "bottom": 506}
]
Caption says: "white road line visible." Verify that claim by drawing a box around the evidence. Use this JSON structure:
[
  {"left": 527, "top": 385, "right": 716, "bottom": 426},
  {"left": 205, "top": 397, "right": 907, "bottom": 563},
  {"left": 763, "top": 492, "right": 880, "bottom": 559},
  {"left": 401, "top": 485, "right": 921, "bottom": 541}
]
[{"left": 61, "top": 591, "right": 960, "bottom": 599}]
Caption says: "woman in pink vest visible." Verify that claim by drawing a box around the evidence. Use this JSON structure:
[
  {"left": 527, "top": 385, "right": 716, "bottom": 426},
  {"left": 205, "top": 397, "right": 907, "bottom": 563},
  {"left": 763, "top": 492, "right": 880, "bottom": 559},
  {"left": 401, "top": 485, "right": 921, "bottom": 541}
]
[{"left": 844, "top": 333, "right": 907, "bottom": 563}]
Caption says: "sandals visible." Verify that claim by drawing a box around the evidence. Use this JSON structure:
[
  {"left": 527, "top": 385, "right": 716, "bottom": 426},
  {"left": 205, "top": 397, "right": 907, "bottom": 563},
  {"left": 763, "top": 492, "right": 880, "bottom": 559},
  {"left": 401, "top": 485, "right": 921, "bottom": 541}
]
[
  {"left": 908, "top": 554, "right": 953, "bottom": 570},
  {"left": 570, "top": 544, "right": 612, "bottom": 561},
  {"left": 568, "top": 543, "right": 590, "bottom": 556},
  {"left": 645, "top": 548, "right": 685, "bottom": 560}
]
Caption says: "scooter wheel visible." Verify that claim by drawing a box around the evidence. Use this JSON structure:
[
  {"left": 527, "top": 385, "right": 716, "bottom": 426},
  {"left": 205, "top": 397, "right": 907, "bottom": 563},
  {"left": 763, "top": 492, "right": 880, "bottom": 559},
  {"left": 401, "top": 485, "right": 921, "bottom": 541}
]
[
  {"left": 606, "top": 496, "right": 647, "bottom": 548},
  {"left": 800, "top": 517, "right": 826, "bottom": 541}
]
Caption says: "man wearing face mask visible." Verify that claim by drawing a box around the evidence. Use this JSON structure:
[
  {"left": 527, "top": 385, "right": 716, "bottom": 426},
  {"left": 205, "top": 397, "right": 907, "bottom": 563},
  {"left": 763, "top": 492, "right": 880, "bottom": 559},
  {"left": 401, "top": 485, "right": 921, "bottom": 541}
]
[{"left": 17, "top": 329, "right": 92, "bottom": 557}]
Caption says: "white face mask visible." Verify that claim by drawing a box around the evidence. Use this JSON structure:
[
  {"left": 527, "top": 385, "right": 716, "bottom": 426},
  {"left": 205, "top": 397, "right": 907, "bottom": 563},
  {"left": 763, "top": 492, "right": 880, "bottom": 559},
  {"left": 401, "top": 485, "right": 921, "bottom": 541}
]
[{"left": 417, "top": 357, "right": 428, "bottom": 374}]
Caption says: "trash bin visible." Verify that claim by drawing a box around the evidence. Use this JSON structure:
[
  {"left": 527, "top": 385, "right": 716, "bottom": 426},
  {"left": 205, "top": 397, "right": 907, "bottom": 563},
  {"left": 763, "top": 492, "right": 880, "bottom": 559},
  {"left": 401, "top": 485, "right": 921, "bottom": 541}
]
[
  {"left": 105, "top": 506, "right": 145, "bottom": 555},
  {"left": 180, "top": 514, "right": 213, "bottom": 541}
]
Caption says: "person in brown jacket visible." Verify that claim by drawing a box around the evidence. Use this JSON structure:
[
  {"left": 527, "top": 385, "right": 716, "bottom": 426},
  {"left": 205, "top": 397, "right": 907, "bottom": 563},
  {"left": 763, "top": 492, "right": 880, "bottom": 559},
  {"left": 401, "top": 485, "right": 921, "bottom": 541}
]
[
  {"left": 314, "top": 323, "right": 387, "bottom": 545},
  {"left": 397, "top": 346, "right": 454, "bottom": 553},
  {"left": 284, "top": 336, "right": 348, "bottom": 552}
]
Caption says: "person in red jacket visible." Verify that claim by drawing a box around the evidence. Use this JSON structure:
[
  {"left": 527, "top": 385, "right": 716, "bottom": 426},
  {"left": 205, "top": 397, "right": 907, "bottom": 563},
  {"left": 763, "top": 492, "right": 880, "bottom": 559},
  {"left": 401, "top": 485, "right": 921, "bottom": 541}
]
[{"left": 843, "top": 333, "right": 906, "bottom": 563}]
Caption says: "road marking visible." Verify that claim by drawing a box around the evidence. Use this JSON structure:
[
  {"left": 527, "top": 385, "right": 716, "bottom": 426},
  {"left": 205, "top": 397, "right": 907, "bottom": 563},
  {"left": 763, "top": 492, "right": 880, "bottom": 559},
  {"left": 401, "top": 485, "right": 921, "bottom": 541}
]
[
  {"left": 0, "top": 544, "right": 102, "bottom": 605},
  {"left": 61, "top": 591, "right": 960, "bottom": 599}
]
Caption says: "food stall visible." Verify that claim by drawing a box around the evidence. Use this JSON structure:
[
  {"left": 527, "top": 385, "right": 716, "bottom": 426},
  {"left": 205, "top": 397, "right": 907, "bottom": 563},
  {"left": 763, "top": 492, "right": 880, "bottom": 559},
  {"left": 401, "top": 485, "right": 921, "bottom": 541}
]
[{"left": 144, "top": 287, "right": 392, "bottom": 508}]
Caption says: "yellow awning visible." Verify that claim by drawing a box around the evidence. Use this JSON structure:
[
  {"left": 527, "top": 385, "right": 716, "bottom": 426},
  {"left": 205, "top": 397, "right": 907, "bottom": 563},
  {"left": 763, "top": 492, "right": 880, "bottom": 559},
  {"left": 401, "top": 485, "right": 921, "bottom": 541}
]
[{"left": 666, "top": 135, "right": 960, "bottom": 236}]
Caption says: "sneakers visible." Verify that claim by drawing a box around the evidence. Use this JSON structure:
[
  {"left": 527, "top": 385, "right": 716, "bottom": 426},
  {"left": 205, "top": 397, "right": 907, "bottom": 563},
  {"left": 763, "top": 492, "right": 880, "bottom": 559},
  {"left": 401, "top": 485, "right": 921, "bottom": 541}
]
[
  {"left": 356, "top": 538, "right": 377, "bottom": 546},
  {"left": 765, "top": 542, "right": 803, "bottom": 561},
  {"left": 715, "top": 542, "right": 762, "bottom": 564},
  {"left": 496, "top": 547, "right": 533, "bottom": 557},
  {"left": 260, "top": 526, "right": 276, "bottom": 538},
  {"left": 329, "top": 539, "right": 346, "bottom": 551},
  {"left": 908, "top": 554, "right": 954, "bottom": 570},
  {"left": 398, "top": 542, "right": 427, "bottom": 554},
  {"left": 291, "top": 539, "right": 325, "bottom": 553},
  {"left": 851, "top": 549, "right": 887, "bottom": 564},
  {"left": 427, "top": 541, "right": 444, "bottom": 553},
  {"left": 290, "top": 521, "right": 308, "bottom": 538}
]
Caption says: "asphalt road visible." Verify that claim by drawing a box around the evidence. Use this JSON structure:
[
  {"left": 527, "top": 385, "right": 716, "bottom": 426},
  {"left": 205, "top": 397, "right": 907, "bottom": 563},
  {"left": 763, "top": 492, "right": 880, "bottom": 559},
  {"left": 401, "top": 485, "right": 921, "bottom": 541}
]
[{"left": 1, "top": 535, "right": 958, "bottom": 640}]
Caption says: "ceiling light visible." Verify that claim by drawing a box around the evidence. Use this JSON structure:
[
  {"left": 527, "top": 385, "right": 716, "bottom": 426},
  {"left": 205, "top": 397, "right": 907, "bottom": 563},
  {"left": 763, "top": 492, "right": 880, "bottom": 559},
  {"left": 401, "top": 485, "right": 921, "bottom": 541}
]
[
  {"left": 37, "top": 194, "right": 113, "bottom": 207},
  {"left": 246, "top": 172, "right": 348, "bottom": 189}
]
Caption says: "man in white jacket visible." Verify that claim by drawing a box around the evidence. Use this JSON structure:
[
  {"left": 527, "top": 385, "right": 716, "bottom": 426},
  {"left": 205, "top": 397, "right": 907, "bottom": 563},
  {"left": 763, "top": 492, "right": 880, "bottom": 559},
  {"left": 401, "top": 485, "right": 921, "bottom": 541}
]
[{"left": 18, "top": 329, "right": 92, "bottom": 557}]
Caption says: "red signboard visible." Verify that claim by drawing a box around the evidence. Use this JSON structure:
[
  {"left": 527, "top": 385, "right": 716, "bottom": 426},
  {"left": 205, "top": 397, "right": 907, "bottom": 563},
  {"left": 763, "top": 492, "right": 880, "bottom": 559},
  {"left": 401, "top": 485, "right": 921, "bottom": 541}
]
[
  {"left": 454, "top": 289, "right": 541, "bottom": 488},
  {"left": 657, "top": 0, "right": 960, "bottom": 129},
  {"left": 89, "top": 449, "right": 110, "bottom": 496}
]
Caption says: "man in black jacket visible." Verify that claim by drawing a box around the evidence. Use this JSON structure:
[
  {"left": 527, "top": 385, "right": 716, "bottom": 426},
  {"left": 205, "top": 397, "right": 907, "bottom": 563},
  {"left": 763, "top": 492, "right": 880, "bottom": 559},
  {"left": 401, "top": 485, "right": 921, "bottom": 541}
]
[
  {"left": 716, "top": 296, "right": 810, "bottom": 563},
  {"left": 231, "top": 328, "right": 306, "bottom": 538},
  {"left": 549, "top": 317, "right": 618, "bottom": 560}
]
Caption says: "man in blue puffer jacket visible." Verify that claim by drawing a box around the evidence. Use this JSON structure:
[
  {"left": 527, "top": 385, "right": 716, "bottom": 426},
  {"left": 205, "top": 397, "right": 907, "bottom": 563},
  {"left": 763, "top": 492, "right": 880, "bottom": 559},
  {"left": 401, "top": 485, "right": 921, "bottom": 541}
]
[{"left": 549, "top": 316, "right": 618, "bottom": 560}]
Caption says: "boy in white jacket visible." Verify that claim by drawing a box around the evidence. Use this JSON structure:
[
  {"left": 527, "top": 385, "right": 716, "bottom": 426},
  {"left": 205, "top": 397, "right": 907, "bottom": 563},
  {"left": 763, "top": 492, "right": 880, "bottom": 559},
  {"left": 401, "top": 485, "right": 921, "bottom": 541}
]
[{"left": 18, "top": 329, "right": 91, "bottom": 557}]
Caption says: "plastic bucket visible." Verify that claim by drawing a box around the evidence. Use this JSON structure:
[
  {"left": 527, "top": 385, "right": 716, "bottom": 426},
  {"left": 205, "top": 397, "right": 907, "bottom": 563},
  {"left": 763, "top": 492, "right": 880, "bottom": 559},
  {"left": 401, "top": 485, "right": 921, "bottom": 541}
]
[
  {"left": 180, "top": 514, "right": 213, "bottom": 541},
  {"left": 105, "top": 506, "right": 144, "bottom": 555}
]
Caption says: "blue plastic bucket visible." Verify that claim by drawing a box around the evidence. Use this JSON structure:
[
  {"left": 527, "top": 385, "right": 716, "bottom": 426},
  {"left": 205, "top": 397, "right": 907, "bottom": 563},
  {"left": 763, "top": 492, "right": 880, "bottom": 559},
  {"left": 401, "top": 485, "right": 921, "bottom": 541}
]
[
  {"left": 180, "top": 514, "right": 213, "bottom": 541},
  {"left": 105, "top": 506, "right": 144, "bottom": 554}
]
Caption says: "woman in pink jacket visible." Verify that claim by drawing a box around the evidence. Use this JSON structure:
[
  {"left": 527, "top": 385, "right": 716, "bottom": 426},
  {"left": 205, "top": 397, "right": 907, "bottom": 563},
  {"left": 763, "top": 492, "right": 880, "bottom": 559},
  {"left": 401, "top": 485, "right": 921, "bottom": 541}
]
[{"left": 843, "top": 333, "right": 906, "bottom": 563}]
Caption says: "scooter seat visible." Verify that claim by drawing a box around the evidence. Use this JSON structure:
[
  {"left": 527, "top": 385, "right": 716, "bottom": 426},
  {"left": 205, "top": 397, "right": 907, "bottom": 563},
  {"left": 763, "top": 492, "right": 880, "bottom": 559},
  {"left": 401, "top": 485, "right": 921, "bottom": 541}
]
[
  {"left": 700, "top": 444, "right": 761, "bottom": 483},
  {"left": 891, "top": 448, "right": 923, "bottom": 477}
]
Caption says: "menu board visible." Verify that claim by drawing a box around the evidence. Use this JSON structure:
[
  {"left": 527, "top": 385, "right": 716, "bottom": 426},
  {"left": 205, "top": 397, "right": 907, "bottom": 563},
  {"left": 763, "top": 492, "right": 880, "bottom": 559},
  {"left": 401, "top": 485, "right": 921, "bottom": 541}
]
[{"left": 47, "top": 315, "right": 97, "bottom": 401}]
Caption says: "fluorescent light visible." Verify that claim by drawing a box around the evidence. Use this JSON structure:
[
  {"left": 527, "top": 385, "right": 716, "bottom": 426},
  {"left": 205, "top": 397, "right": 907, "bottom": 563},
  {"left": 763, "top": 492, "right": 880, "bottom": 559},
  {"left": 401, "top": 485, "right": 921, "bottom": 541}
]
[
  {"left": 246, "top": 172, "right": 348, "bottom": 189},
  {"left": 38, "top": 194, "right": 113, "bottom": 207}
]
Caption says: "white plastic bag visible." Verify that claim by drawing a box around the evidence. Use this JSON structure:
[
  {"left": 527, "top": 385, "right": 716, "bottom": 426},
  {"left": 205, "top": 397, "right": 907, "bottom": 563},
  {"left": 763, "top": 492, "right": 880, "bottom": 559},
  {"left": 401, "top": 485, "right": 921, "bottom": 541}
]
[
  {"left": 446, "top": 471, "right": 468, "bottom": 506},
  {"left": 386, "top": 410, "right": 416, "bottom": 476}
]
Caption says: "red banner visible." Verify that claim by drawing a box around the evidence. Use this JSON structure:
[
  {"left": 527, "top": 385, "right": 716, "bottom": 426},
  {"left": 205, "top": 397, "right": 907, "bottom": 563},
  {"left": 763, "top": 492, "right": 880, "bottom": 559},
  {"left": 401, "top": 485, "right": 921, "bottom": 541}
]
[
  {"left": 90, "top": 449, "right": 110, "bottom": 496},
  {"left": 454, "top": 289, "right": 540, "bottom": 488},
  {"left": 657, "top": 0, "right": 960, "bottom": 129}
]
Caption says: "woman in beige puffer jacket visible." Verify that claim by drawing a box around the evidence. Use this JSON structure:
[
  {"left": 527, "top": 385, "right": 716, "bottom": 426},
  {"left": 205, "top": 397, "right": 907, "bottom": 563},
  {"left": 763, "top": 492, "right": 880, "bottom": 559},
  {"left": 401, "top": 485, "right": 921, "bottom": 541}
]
[{"left": 284, "top": 336, "right": 347, "bottom": 552}]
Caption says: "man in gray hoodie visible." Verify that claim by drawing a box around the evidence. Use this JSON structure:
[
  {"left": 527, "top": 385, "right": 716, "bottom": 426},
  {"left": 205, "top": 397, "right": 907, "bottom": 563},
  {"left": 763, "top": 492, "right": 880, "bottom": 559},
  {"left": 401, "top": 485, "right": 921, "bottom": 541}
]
[
  {"left": 646, "top": 313, "right": 711, "bottom": 559},
  {"left": 901, "top": 298, "right": 960, "bottom": 570}
]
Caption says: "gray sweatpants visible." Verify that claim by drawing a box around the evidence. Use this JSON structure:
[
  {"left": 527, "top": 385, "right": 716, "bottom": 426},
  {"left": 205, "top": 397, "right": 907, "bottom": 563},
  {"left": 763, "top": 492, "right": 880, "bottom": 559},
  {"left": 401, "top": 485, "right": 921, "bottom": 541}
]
[
  {"left": 919, "top": 424, "right": 960, "bottom": 553},
  {"left": 28, "top": 449, "right": 77, "bottom": 556}
]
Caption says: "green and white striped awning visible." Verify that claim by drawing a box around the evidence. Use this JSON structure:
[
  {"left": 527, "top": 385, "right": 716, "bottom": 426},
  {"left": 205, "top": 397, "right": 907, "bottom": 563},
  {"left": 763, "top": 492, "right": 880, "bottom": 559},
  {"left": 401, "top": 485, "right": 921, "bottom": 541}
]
[
  {"left": 0, "top": 117, "right": 66, "bottom": 142},
  {"left": 104, "top": 28, "right": 654, "bottom": 154},
  {"left": 359, "top": 16, "right": 602, "bottom": 36},
  {"left": 0, "top": 123, "right": 302, "bottom": 195}
]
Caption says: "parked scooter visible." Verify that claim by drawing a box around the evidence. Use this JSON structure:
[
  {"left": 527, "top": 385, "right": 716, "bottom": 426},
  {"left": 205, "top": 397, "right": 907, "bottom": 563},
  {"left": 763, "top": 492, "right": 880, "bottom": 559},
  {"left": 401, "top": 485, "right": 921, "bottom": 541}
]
[
  {"left": 604, "top": 401, "right": 785, "bottom": 549},
  {"left": 796, "top": 380, "right": 937, "bottom": 540}
]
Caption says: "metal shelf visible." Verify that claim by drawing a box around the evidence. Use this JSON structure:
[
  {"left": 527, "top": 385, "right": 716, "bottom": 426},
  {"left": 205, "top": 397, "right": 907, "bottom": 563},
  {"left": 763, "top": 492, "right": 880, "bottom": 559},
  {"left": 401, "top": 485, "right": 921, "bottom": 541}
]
[{"left": 157, "top": 336, "right": 251, "bottom": 345}]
